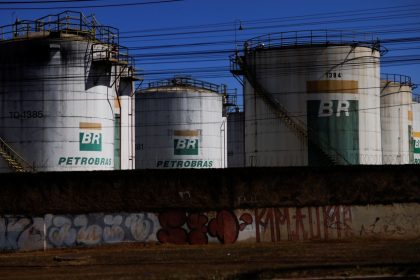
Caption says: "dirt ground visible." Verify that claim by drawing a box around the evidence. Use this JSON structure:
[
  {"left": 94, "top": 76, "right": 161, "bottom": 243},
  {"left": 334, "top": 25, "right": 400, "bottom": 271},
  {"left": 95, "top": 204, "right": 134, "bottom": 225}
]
[{"left": 0, "top": 239, "right": 419, "bottom": 279}]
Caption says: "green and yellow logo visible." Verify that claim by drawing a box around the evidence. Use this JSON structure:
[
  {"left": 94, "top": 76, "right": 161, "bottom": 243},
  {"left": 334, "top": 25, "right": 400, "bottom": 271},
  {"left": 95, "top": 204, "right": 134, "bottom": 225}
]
[
  {"left": 413, "top": 139, "right": 420, "bottom": 153},
  {"left": 79, "top": 122, "right": 102, "bottom": 152},
  {"left": 173, "top": 130, "right": 199, "bottom": 155}
]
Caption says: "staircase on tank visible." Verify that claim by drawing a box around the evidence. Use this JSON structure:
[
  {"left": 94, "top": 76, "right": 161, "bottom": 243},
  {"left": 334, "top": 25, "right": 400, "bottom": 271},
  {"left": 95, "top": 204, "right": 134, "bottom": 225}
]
[
  {"left": 231, "top": 54, "right": 348, "bottom": 166},
  {"left": 0, "top": 137, "right": 34, "bottom": 172}
]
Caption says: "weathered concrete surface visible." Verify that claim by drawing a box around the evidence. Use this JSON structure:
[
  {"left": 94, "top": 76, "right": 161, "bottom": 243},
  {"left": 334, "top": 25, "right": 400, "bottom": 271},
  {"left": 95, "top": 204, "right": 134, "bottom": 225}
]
[
  {"left": 0, "top": 240, "right": 419, "bottom": 279},
  {"left": 0, "top": 165, "right": 420, "bottom": 214}
]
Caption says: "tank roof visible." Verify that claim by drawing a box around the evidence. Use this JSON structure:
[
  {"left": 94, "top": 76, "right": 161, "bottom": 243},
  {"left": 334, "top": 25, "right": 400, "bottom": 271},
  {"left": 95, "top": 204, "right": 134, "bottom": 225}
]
[
  {"left": 0, "top": 10, "right": 119, "bottom": 45},
  {"left": 244, "top": 29, "right": 383, "bottom": 52},
  {"left": 381, "top": 73, "right": 415, "bottom": 88},
  {"left": 144, "top": 77, "right": 227, "bottom": 94}
]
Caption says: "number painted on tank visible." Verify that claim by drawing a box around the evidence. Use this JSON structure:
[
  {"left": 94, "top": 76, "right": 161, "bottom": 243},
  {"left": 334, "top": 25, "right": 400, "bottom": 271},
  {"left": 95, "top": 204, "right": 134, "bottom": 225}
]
[
  {"left": 325, "top": 72, "right": 342, "bottom": 78},
  {"left": 9, "top": 111, "right": 44, "bottom": 119}
]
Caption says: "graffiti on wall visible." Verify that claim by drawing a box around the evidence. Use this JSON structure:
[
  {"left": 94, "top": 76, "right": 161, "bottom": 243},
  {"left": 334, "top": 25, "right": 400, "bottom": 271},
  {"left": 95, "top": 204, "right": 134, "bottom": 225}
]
[
  {"left": 156, "top": 210, "right": 253, "bottom": 245},
  {"left": 46, "top": 213, "right": 155, "bottom": 247},
  {"left": 254, "top": 206, "right": 353, "bottom": 242},
  {"left": 0, "top": 216, "right": 44, "bottom": 251},
  {"left": 359, "top": 213, "right": 420, "bottom": 238},
  {"left": 1, "top": 204, "right": 420, "bottom": 251},
  {"left": 0, "top": 213, "right": 156, "bottom": 251}
]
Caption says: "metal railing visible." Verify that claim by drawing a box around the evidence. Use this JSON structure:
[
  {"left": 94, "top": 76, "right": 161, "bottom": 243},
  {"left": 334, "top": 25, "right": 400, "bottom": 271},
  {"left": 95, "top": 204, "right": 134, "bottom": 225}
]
[
  {"left": 225, "top": 89, "right": 238, "bottom": 106},
  {"left": 90, "top": 42, "right": 137, "bottom": 82},
  {"left": 0, "top": 10, "right": 119, "bottom": 46},
  {"left": 91, "top": 44, "right": 132, "bottom": 64},
  {"left": 243, "top": 30, "right": 382, "bottom": 52},
  {"left": 381, "top": 73, "right": 414, "bottom": 87},
  {"left": 230, "top": 54, "right": 350, "bottom": 166},
  {"left": 1, "top": 11, "right": 137, "bottom": 84},
  {"left": 0, "top": 137, "right": 34, "bottom": 172},
  {"left": 147, "top": 77, "right": 227, "bottom": 94}
]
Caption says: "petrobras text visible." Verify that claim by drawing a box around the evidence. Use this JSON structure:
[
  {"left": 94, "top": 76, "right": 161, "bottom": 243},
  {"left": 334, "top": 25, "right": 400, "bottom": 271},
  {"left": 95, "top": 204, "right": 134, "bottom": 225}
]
[
  {"left": 58, "top": 157, "right": 112, "bottom": 166},
  {"left": 156, "top": 160, "right": 213, "bottom": 168}
]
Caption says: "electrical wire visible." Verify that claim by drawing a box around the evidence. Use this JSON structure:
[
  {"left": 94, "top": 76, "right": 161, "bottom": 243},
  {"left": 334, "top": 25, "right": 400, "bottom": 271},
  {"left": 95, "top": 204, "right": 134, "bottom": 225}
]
[
  {"left": 0, "top": 0, "right": 184, "bottom": 10},
  {"left": 0, "top": 5, "right": 418, "bottom": 107},
  {"left": 0, "top": 0, "right": 98, "bottom": 4}
]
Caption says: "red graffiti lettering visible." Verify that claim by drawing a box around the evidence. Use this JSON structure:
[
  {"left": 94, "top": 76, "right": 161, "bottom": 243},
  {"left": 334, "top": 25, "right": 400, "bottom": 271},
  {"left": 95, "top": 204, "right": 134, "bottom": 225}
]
[
  {"left": 208, "top": 210, "right": 239, "bottom": 244},
  {"left": 157, "top": 211, "right": 188, "bottom": 244},
  {"left": 342, "top": 206, "right": 353, "bottom": 238},
  {"left": 323, "top": 206, "right": 342, "bottom": 239},
  {"left": 255, "top": 208, "right": 291, "bottom": 242},
  {"left": 158, "top": 210, "right": 187, "bottom": 229},
  {"left": 157, "top": 228, "right": 188, "bottom": 244},
  {"left": 255, "top": 207, "right": 353, "bottom": 242},
  {"left": 292, "top": 208, "right": 308, "bottom": 240},
  {"left": 187, "top": 213, "right": 208, "bottom": 245},
  {"left": 239, "top": 213, "right": 253, "bottom": 231},
  {"left": 308, "top": 207, "right": 321, "bottom": 240}
]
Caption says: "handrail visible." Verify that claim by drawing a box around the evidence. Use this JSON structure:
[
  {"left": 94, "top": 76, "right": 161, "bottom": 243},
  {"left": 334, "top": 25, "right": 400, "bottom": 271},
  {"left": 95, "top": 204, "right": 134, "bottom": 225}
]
[
  {"left": 1, "top": 11, "right": 136, "bottom": 79},
  {"left": 0, "top": 137, "right": 35, "bottom": 172},
  {"left": 244, "top": 29, "right": 383, "bottom": 53},
  {"left": 91, "top": 43, "right": 136, "bottom": 77},
  {"left": 0, "top": 10, "right": 119, "bottom": 47},
  {"left": 225, "top": 89, "right": 238, "bottom": 106},
  {"left": 146, "top": 77, "right": 227, "bottom": 94},
  {"left": 381, "top": 73, "right": 414, "bottom": 87}
]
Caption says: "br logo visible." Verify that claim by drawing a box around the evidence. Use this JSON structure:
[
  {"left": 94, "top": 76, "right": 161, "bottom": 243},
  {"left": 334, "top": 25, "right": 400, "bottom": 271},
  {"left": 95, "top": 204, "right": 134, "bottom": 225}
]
[
  {"left": 174, "top": 138, "right": 198, "bottom": 155},
  {"left": 318, "top": 100, "right": 351, "bottom": 117},
  {"left": 79, "top": 122, "right": 102, "bottom": 151}
]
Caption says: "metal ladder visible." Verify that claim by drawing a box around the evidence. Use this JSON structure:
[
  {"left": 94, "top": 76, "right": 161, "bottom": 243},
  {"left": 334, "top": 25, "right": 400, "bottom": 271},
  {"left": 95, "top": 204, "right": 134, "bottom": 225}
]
[
  {"left": 232, "top": 54, "right": 349, "bottom": 166},
  {"left": 0, "top": 137, "right": 34, "bottom": 172}
]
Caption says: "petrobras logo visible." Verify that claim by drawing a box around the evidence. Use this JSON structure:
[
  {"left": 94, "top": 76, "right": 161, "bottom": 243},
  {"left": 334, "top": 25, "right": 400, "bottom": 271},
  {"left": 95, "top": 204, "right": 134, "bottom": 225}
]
[
  {"left": 79, "top": 122, "right": 102, "bottom": 152},
  {"left": 173, "top": 130, "right": 200, "bottom": 156},
  {"left": 174, "top": 138, "right": 198, "bottom": 155},
  {"left": 413, "top": 134, "right": 420, "bottom": 163},
  {"left": 156, "top": 160, "right": 213, "bottom": 168}
]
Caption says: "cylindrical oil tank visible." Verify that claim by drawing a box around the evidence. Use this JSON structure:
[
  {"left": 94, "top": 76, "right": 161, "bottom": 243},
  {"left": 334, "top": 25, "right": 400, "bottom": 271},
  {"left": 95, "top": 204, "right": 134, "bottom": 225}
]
[
  {"left": 0, "top": 12, "right": 135, "bottom": 172},
  {"left": 238, "top": 30, "right": 382, "bottom": 166},
  {"left": 135, "top": 77, "right": 227, "bottom": 169},
  {"left": 412, "top": 95, "right": 420, "bottom": 164},
  {"left": 380, "top": 74, "right": 414, "bottom": 164},
  {"left": 227, "top": 110, "right": 245, "bottom": 167}
]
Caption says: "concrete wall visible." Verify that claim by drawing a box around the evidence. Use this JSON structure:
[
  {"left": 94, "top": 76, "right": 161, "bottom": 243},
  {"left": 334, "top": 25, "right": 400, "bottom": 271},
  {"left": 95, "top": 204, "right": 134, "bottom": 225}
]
[
  {"left": 1, "top": 166, "right": 420, "bottom": 251},
  {"left": 1, "top": 166, "right": 420, "bottom": 214},
  {"left": 1, "top": 203, "right": 419, "bottom": 251}
]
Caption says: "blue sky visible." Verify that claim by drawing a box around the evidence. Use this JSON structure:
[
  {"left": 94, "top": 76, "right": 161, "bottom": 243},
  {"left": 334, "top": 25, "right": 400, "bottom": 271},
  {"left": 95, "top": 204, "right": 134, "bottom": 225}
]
[{"left": 0, "top": 0, "right": 419, "bottom": 103}]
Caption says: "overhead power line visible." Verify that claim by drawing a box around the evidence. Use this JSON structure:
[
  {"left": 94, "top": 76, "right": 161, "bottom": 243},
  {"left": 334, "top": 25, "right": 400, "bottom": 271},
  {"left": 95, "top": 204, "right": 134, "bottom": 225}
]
[
  {"left": 120, "top": 3, "right": 420, "bottom": 35},
  {"left": 0, "top": 3, "right": 418, "bottom": 91},
  {"left": 0, "top": 0, "right": 183, "bottom": 10},
  {"left": 0, "top": 0, "right": 97, "bottom": 4}
]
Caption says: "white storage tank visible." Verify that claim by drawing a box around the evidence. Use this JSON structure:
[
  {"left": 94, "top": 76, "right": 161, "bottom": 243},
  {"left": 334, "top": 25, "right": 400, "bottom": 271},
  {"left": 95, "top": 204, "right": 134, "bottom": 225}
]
[
  {"left": 411, "top": 94, "right": 420, "bottom": 164},
  {"left": 231, "top": 30, "right": 383, "bottom": 166},
  {"left": 227, "top": 110, "right": 245, "bottom": 167},
  {"left": 380, "top": 74, "right": 414, "bottom": 164},
  {"left": 135, "top": 77, "right": 227, "bottom": 169},
  {"left": 0, "top": 11, "right": 136, "bottom": 172}
]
